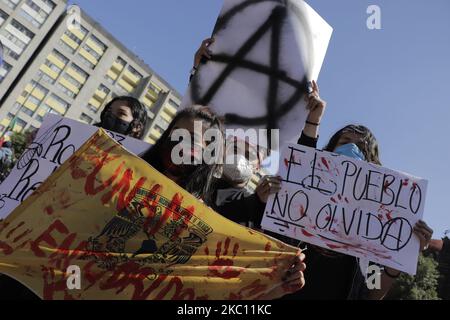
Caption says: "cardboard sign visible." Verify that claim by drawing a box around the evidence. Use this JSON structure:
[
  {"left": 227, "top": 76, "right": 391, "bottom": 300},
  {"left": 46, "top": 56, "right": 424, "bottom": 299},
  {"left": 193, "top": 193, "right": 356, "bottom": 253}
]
[
  {"left": 262, "top": 143, "right": 428, "bottom": 275},
  {"left": 0, "top": 114, "right": 151, "bottom": 219}
]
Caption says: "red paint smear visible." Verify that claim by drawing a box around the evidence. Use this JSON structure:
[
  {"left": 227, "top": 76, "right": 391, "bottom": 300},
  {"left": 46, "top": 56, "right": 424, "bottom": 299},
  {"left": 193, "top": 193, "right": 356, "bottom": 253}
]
[
  {"left": 300, "top": 205, "right": 306, "bottom": 218},
  {"left": 265, "top": 242, "right": 272, "bottom": 252},
  {"left": 13, "top": 229, "right": 32, "bottom": 243},
  {"left": 345, "top": 197, "right": 349, "bottom": 204},
  {"left": 326, "top": 244, "right": 342, "bottom": 250},
  {"left": 142, "top": 184, "right": 163, "bottom": 233},
  {"left": 330, "top": 197, "right": 337, "bottom": 203},
  {"left": 378, "top": 214, "right": 384, "bottom": 220},
  {"left": 321, "top": 157, "right": 330, "bottom": 170},
  {"left": 0, "top": 241, "right": 13, "bottom": 255},
  {"left": 148, "top": 193, "right": 183, "bottom": 236},
  {"left": 6, "top": 221, "right": 25, "bottom": 239},
  {"left": 101, "top": 168, "right": 147, "bottom": 211},
  {"left": 338, "top": 194, "right": 342, "bottom": 201},
  {"left": 228, "top": 279, "right": 268, "bottom": 300},
  {"left": 284, "top": 158, "right": 289, "bottom": 168},
  {"left": 301, "top": 229, "right": 314, "bottom": 238},
  {"left": 208, "top": 260, "right": 242, "bottom": 279},
  {"left": 402, "top": 179, "right": 409, "bottom": 186},
  {"left": 30, "top": 220, "right": 69, "bottom": 258},
  {"left": 44, "top": 206, "right": 54, "bottom": 215},
  {"left": 386, "top": 213, "right": 393, "bottom": 221},
  {"left": 325, "top": 216, "right": 331, "bottom": 222},
  {"left": 223, "top": 238, "right": 231, "bottom": 256}
]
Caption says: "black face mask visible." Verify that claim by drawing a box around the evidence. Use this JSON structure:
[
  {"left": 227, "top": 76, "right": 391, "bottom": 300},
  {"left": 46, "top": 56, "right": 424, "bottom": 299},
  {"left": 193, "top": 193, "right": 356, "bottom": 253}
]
[{"left": 102, "top": 112, "right": 132, "bottom": 135}]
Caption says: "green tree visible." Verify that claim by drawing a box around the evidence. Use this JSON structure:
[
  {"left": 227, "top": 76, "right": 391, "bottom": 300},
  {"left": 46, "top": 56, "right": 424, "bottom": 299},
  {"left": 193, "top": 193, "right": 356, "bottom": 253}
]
[
  {"left": 387, "top": 254, "right": 441, "bottom": 300},
  {"left": 9, "top": 131, "right": 29, "bottom": 160}
]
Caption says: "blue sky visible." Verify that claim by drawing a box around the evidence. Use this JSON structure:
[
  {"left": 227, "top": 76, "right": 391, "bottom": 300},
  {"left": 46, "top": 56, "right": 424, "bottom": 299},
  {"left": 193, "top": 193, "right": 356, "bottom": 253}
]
[{"left": 69, "top": 0, "right": 450, "bottom": 237}]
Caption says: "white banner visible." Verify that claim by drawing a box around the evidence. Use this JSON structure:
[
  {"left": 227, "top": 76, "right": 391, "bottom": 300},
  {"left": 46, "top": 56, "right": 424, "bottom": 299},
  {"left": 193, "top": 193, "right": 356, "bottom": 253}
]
[{"left": 182, "top": 0, "right": 333, "bottom": 147}]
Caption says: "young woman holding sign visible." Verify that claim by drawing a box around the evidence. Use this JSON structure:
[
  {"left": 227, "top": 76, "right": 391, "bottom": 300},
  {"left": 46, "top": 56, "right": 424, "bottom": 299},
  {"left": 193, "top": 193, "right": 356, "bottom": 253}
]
[
  {"left": 142, "top": 106, "right": 306, "bottom": 298},
  {"left": 282, "top": 80, "right": 434, "bottom": 300}
]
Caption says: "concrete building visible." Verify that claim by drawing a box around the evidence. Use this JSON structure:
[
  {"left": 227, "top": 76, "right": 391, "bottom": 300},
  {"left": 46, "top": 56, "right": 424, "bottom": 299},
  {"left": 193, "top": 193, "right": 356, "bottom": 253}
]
[
  {"left": 0, "top": 2, "right": 181, "bottom": 144},
  {"left": 0, "top": 0, "right": 67, "bottom": 99}
]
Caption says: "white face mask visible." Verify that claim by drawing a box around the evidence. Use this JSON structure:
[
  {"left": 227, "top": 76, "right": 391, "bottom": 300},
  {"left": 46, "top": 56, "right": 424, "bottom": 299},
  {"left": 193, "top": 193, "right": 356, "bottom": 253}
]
[{"left": 222, "top": 154, "right": 254, "bottom": 184}]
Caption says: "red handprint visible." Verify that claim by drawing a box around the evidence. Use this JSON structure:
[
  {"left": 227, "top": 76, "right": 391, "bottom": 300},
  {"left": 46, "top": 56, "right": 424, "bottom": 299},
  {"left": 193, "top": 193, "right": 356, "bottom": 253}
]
[{"left": 206, "top": 238, "right": 243, "bottom": 279}]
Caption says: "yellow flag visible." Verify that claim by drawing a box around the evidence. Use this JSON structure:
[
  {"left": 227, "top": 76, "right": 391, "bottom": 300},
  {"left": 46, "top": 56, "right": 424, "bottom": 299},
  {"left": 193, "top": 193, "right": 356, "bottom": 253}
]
[{"left": 0, "top": 129, "right": 300, "bottom": 300}]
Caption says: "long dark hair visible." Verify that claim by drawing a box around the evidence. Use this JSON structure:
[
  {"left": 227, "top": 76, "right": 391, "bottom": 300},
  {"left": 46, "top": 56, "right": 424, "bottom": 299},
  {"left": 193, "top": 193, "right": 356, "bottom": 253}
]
[
  {"left": 324, "top": 124, "right": 381, "bottom": 165},
  {"left": 97, "top": 96, "right": 148, "bottom": 139},
  {"left": 142, "top": 106, "right": 224, "bottom": 204}
]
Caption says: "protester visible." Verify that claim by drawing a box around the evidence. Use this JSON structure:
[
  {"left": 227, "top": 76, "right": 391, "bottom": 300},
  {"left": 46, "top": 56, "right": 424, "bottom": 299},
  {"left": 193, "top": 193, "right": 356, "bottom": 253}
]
[
  {"left": 212, "top": 135, "right": 282, "bottom": 228},
  {"left": 191, "top": 38, "right": 284, "bottom": 228},
  {"left": 95, "top": 96, "right": 148, "bottom": 139},
  {"left": 142, "top": 106, "right": 306, "bottom": 295},
  {"left": 280, "top": 81, "right": 434, "bottom": 300}
]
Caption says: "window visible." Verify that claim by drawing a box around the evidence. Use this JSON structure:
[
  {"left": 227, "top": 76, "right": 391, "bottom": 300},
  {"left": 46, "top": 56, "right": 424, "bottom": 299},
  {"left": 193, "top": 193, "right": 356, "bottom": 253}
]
[
  {"left": 98, "top": 84, "right": 110, "bottom": 95},
  {"left": 48, "top": 93, "right": 70, "bottom": 115},
  {"left": 69, "top": 63, "right": 89, "bottom": 81},
  {"left": 58, "top": 39, "right": 76, "bottom": 54},
  {"left": 0, "top": 9, "right": 8, "bottom": 27},
  {"left": 11, "top": 19, "right": 35, "bottom": 40},
  {"left": 78, "top": 54, "right": 95, "bottom": 69},
  {"left": 1, "top": 0, "right": 20, "bottom": 10},
  {"left": 56, "top": 82, "right": 76, "bottom": 98},
  {"left": 52, "top": 49, "right": 69, "bottom": 65},
  {"left": 29, "top": 80, "right": 49, "bottom": 96},
  {"left": 79, "top": 113, "right": 93, "bottom": 124},
  {"left": 37, "top": 70, "right": 56, "bottom": 85},
  {"left": 61, "top": 72, "right": 82, "bottom": 89},
  {"left": 168, "top": 99, "right": 179, "bottom": 109},
  {"left": 0, "top": 61, "right": 12, "bottom": 83},
  {"left": 20, "top": 0, "right": 56, "bottom": 28},
  {"left": 127, "top": 66, "right": 143, "bottom": 80}
]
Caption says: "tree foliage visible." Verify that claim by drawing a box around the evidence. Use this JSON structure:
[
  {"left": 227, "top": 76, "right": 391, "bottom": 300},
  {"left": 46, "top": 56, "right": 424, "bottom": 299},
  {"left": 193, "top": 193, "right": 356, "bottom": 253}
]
[{"left": 387, "top": 254, "right": 441, "bottom": 300}]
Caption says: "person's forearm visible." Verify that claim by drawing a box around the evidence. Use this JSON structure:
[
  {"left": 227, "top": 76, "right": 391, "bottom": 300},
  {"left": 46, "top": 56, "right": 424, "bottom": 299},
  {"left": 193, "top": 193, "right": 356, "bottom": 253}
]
[{"left": 303, "top": 122, "right": 320, "bottom": 139}]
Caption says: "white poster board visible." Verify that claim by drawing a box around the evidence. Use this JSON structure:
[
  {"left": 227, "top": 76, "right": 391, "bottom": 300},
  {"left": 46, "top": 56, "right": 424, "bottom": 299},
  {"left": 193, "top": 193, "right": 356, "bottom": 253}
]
[
  {"left": 182, "top": 0, "right": 333, "bottom": 148},
  {"left": 0, "top": 114, "right": 152, "bottom": 219},
  {"left": 261, "top": 143, "right": 428, "bottom": 275}
]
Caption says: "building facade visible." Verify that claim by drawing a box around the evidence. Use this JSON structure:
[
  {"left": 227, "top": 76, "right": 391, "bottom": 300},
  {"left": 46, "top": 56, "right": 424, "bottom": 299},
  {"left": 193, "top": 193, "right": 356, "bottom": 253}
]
[
  {"left": 0, "top": 2, "right": 181, "bottom": 144},
  {"left": 0, "top": 0, "right": 67, "bottom": 99}
]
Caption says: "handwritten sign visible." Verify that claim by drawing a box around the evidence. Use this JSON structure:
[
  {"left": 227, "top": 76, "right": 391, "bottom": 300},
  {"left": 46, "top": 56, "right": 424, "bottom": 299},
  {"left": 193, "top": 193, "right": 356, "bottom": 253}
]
[
  {"left": 182, "top": 0, "right": 333, "bottom": 147},
  {"left": 261, "top": 143, "right": 428, "bottom": 275},
  {"left": 0, "top": 114, "right": 151, "bottom": 219}
]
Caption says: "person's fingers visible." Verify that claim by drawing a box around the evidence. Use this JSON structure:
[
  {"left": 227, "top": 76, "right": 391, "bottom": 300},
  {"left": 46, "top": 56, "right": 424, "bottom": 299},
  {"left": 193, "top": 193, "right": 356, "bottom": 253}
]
[
  {"left": 312, "top": 80, "right": 319, "bottom": 94},
  {"left": 265, "top": 176, "right": 282, "bottom": 184},
  {"left": 202, "top": 37, "right": 214, "bottom": 46},
  {"left": 413, "top": 229, "right": 427, "bottom": 245},
  {"left": 414, "top": 225, "right": 432, "bottom": 238},
  {"left": 417, "top": 220, "right": 433, "bottom": 234}
]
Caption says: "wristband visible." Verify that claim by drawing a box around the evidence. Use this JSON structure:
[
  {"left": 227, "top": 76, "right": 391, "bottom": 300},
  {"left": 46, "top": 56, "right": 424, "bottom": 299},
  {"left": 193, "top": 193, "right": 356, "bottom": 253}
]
[{"left": 306, "top": 120, "right": 320, "bottom": 126}]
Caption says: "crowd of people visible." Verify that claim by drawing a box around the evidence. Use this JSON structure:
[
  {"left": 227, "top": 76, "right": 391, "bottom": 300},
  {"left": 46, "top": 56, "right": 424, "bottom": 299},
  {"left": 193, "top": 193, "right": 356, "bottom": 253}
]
[{"left": 0, "top": 38, "right": 435, "bottom": 300}]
